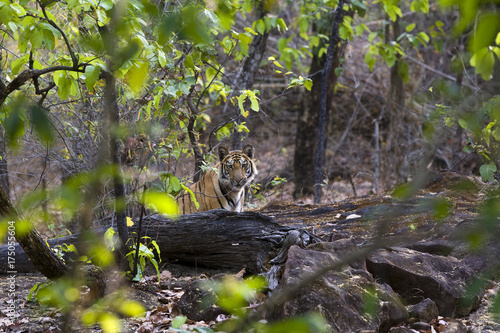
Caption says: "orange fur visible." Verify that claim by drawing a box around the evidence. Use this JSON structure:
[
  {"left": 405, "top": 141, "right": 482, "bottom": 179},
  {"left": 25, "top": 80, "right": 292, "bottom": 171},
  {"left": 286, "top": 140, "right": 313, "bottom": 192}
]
[{"left": 177, "top": 145, "right": 257, "bottom": 214}]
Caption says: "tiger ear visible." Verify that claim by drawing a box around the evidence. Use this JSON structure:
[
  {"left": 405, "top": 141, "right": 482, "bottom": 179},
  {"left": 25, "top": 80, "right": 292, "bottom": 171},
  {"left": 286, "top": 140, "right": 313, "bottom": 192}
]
[
  {"left": 219, "top": 146, "right": 230, "bottom": 161},
  {"left": 242, "top": 145, "right": 254, "bottom": 159}
]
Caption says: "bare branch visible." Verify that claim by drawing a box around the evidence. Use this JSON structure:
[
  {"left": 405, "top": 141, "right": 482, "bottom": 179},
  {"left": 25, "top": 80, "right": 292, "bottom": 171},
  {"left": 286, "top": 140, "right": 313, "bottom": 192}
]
[{"left": 38, "top": 1, "right": 79, "bottom": 68}]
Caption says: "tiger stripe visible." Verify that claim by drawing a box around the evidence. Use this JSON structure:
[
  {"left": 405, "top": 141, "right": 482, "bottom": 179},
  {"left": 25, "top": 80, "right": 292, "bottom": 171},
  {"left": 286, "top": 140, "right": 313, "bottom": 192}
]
[{"left": 176, "top": 145, "right": 257, "bottom": 214}]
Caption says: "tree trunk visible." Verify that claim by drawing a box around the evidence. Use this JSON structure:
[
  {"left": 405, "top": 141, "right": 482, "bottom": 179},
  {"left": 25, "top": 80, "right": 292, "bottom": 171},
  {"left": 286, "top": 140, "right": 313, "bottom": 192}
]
[
  {"left": 385, "top": 18, "right": 406, "bottom": 183},
  {"left": 103, "top": 71, "right": 129, "bottom": 266},
  {"left": 294, "top": 27, "right": 343, "bottom": 198},
  {"left": 0, "top": 127, "right": 9, "bottom": 197},
  {"left": 0, "top": 183, "right": 69, "bottom": 279},
  {"left": 231, "top": 3, "right": 269, "bottom": 150},
  {"left": 1, "top": 210, "right": 318, "bottom": 275},
  {"left": 314, "top": 0, "right": 345, "bottom": 204}
]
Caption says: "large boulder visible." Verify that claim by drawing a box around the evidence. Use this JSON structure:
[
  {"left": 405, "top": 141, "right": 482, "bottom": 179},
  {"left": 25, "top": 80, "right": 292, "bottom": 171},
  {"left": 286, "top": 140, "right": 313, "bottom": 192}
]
[
  {"left": 366, "top": 247, "right": 483, "bottom": 317},
  {"left": 270, "top": 244, "right": 408, "bottom": 332}
]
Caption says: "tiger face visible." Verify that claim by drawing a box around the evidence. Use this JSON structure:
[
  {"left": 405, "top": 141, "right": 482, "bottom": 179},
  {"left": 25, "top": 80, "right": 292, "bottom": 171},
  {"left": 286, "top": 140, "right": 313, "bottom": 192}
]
[
  {"left": 176, "top": 144, "right": 257, "bottom": 214},
  {"left": 218, "top": 144, "right": 256, "bottom": 192}
]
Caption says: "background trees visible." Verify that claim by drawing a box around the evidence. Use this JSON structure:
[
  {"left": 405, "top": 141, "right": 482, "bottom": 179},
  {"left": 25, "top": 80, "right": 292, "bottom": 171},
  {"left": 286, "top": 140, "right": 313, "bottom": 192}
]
[
  {"left": 0, "top": 0, "right": 499, "bottom": 330},
  {"left": 1, "top": 0, "right": 497, "bottom": 217}
]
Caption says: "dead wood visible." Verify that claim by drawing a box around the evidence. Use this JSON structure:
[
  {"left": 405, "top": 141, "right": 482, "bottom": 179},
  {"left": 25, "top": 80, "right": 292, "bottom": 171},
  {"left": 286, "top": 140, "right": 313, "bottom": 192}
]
[{"left": 0, "top": 209, "right": 318, "bottom": 275}]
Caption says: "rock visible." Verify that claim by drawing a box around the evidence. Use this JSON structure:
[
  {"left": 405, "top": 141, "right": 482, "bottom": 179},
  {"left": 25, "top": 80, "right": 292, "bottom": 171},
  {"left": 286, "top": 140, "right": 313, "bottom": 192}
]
[
  {"left": 407, "top": 298, "right": 439, "bottom": 322},
  {"left": 270, "top": 245, "right": 408, "bottom": 332},
  {"left": 388, "top": 327, "right": 418, "bottom": 333},
  {"left": 410, "top": 321, "right": 431, "bottom": 331},
  {"left": 176, "top": 280, "right": 226, "bottom": 322},
  {"left": 443, "top": 320, "right": 468, "bottom": 333},
  {"left": 366, "top": 247, "right": 483, "bottom": 317},
  {"left": 306, "top": 238, "right": 367, "bottom": 270},
  {"left": 406, "top": 240, "right": 454, "bottom": 256}
]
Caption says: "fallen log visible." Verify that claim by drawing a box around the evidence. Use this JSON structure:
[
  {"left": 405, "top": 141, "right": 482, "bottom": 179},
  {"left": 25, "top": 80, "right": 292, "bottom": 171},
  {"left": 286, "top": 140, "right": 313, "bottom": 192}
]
[{"left": 0, "top": 209, "right": 317, "bottom": 275}]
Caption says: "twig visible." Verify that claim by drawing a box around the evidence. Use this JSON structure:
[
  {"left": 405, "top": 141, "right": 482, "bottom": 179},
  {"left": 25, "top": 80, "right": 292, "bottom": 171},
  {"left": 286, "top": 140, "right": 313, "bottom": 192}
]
[
  {"left": 132, "top": 186, "right": 147, "bottom": 278},
  {"left": 39, "top": 1, "right": 80, "bottom": 68},
  {"left": 185, "top": 86, "right": 206, "bottom": 182},
  {"left": 404, "top": 55, "right": 477, "bottom": 90}
]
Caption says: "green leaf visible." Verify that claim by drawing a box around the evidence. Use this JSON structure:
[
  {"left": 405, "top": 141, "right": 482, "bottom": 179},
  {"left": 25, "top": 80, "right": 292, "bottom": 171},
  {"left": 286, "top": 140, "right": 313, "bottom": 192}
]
[
  {"left": 255, "top": 19, "right": 265, "bottom": 34},
  {"left": 125, "top": 61, "right": 149, "bottom": 96},
  {"left": 417, "top": 31, "right": 430, "bottom": 44},
  {"left": 364, "top": 51, "right": 377, "bottom": 71},
  {"left": 406, "top": 23, "right": 416, "bottom": 32},
  {"left": 304, "top": 78, "right": 313, "bottom": 91},
  {"left": 4, "top": 96, "right": 27, "bottom": 146},
  {"left": 27, "top": 283, "right": 41, "bottom": 302},
  {"left": 172, "top": 316, "right": 187, "bottom": 329},
  {"left": 355, "top": 23, "right": 369, "bottom": 36},
  {"left": 432, "top": 198, "right": 453, "bottom": 220},
  {"left": 216, "top": 124, "right": 231, "bottom": 142},
  {"left": 10, "top": 3, "right": 26, "bottom": 16},
  {"left": 99, "top": 313, "right": 120, "bottom": 333},
  {"left": 391, "top": 183, "right": 414, "bottom": 199},
  {"left": 249, "top": 95, "right": 259, "bottom": 111},
  {"left": 470, "top": 13, "right": 500, "bottom": 53},
  {"left": 0, "top": 5, "right": 14, "bottom": 25},
  {"left": 411, "top": 0, "right": 429, "bottom": 13},
  {"left": 351, "top": 0, "right": 366, "bottom": 17},
  {"left": 238, "top": 93, "right": 246, "bottom": 114},
  {"left": 155, "top": 49, "right": 166, "bottom": 68},
  {"left": 56, "top": 74, "right": 72, "bottom": 100},
  {"left": 41, "top": 27, "right": 55, "bottom": 50},
  {"left": 118, "top": 300, "right": 146, "bottom": 317},
  {"left": 479, "top": 162, "right": 497, "bottom": 182},
  {"left": 29, "top": 27, "right": 44, "bottom": 49},
  {"left": 470, "top": 47, "right": 495, "bottom": 80},
  {"left": 29, "top": 104, "right": 54, "bottom": 144},
  {"left": 458, "top": 118, "right": 468, "bottom": 129},
  {"left": 11, "top": 55, "right": 29, "bottom": 75},
  {"left": 276, "top": 18, "right": 287, "bottom": 32},
  {"left": 277, "top": 36, "right": 289, "bottom": 52},
  {"left": 180, "top": 5, "right": 214, "bottom": 45},
  {"left": 492, "top": 127, "right": 500, "bottom": 141},
  {"left": 143, "top": 190, "right": 178, "bottom": 215},
  {"left": 84, "top": 65, "right": 101, "bottom": 91}
]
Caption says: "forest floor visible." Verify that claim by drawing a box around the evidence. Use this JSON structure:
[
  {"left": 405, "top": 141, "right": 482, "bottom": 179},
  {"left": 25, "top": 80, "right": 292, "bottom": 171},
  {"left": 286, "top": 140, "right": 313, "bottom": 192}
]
[{"left": 2, "top": 261, "right": 500, "bottom": 332}]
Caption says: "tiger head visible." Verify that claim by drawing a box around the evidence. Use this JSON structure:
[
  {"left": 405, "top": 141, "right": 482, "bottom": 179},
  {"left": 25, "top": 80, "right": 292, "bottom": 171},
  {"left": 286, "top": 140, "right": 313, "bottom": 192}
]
[{"left": 218, "top": 145, "right": 257, "bottom": 190}]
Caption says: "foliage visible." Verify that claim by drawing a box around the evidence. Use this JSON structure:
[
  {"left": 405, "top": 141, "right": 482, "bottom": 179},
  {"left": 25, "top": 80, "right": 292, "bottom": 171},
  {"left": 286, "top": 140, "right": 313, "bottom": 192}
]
[
  {"left": 438, "top": 0, "right": 500, "bottom": 80},
  {"left": 30, "top": 278, "right": 145, "bottom": 332},
  {"left": 125, "top": 235, "right": 161, "bottom": 282},
  {"left": 143, "top": 189, "right": 178, "bottom": 215},
  {"left": 363, "top": 0, "right": 431, "bottom": 80},
  {"left": 170, "top": 315, "right": 215, "bottom": 333},
  {"left": 430, "top": 1, "right": 500, "bottom": 181},
  {"left": 0, "top": 0, "right": 499, "bottom": 331},
  {"left": 204, "top": 275, "right": 329, "bottom": 332},
  {"left": 80, "top": 291, "right": 146, "bottom": 333}
]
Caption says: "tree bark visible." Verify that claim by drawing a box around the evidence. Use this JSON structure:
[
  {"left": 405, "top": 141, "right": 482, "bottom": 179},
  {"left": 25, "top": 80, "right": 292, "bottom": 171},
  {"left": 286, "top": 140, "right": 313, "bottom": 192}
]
[
  {"left": 231, "top": 3, "right": 270, "bottom": 150},
  {"left": 314, "top": 0, "right": 345, "bottom": 204},
  {"left": 0, "top": 182, "right": 69, "bottom": 279},
  {"left": 103, "top": 70, "right": 130, "bottom": 265},
  {"left": 293, "top": 29, "right": 343, "bottom": 198},
  {"left": 0, "top": 127, "right": 9, "bottom": 197},
  {"left": 186, "top": 96, "right": 205, "bottom": 183},
  {"left": 385, "top": 18, "right": 406, "bottom": 183},
  {"left": 1, "top": 210, "right": 317, "bottom": 275}
]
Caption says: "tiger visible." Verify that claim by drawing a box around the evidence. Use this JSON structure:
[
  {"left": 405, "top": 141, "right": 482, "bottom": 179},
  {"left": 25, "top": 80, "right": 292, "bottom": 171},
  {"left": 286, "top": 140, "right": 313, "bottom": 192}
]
[{"left": 176, "top": 144, "right": 257, "bottom": 214}]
